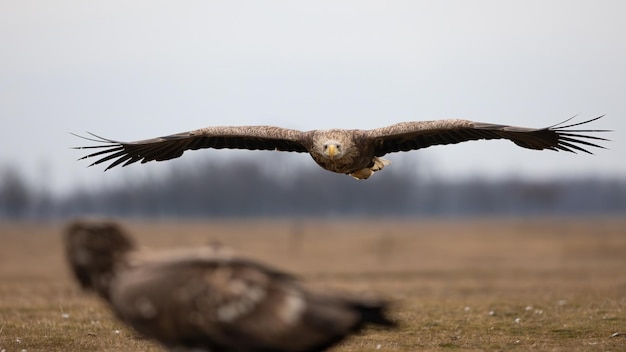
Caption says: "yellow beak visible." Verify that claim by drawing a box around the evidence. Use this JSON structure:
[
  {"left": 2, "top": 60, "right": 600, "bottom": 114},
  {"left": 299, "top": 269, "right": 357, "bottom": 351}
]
[{"left": 327, "top": 144, "right": 338, "bottom": 159}]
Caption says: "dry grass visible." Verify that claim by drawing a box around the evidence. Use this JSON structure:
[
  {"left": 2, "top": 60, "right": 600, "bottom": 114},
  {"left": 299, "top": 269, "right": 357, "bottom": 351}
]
[{"left": 1, "top": 217, "right": 625, "bottom": 351}]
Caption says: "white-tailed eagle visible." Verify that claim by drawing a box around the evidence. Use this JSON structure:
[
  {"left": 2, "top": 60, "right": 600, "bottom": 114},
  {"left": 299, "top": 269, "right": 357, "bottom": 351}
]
[
  {"left": 64, "top": 219, "right": 395, "bottom": 352},
  {"left": 74, "top": 116, "right": 608, "bottom": 179}
]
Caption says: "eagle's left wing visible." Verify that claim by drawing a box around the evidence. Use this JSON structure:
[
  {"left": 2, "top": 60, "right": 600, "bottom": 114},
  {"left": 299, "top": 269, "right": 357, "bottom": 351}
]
[{"left": 365, "top": 116, "right": 609, "bottom": 157}]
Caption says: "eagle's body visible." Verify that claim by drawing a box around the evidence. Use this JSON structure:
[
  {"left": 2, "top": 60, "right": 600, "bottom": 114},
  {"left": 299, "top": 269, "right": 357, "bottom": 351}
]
[
  {"left": 308, "top": 129, "right": 375, "bottom": 176},
  {"left": 64, "top": 220, "right": 395, "bottom": 352},
  {"left": 74, "top": 116, "right": 608, "bottom": 179}
]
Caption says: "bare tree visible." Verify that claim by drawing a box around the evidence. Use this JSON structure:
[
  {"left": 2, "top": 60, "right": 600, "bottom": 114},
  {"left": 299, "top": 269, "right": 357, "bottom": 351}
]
[{"left": 0, "top": 166, "right": 31, "bottom": 219}]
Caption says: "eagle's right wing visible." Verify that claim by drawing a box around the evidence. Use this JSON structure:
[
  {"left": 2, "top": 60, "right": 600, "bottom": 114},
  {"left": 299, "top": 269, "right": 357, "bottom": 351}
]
[{"left": 72, "top": 126, "right": 310, "bottom": 170}]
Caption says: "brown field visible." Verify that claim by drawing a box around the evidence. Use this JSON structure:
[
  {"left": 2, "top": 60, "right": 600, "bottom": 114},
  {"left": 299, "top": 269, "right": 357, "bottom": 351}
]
[{"left": 1, "top": 217, "right": 625, "bottom": 351}]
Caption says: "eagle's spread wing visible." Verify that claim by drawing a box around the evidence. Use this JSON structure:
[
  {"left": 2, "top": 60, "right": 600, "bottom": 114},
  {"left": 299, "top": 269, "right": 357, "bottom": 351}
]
[
  {"left": 73, "top": 126, "right": 310, "bottom": 170},
  {"left": 366, "top": 115, "right": 609, "bottom": 157}
]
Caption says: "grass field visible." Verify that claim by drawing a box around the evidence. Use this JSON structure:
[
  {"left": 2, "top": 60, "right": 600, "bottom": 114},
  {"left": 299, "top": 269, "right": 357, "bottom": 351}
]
[{"left": 1, "top": 217, "right": 625, "bottom": 351}]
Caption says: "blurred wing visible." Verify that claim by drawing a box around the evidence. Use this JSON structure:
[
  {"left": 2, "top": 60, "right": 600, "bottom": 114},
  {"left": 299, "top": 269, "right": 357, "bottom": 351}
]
[
  {"left": 112, "top": 258, "right": 307, "bottom": 347},
  {"left": 73, "top": 126, "right": 310, "bottom": 170},
  {"left": 366, "top": 116, "right": 610, "bottom": 157}
]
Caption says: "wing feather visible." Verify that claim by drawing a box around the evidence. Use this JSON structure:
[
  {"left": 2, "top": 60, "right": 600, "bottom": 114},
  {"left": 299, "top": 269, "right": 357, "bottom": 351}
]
[
  {"left": 73, "top": 126, "right": 310, "bottom": 170},
  {"left": 366, "top": 116, "right": 609, "bottom": 156}
]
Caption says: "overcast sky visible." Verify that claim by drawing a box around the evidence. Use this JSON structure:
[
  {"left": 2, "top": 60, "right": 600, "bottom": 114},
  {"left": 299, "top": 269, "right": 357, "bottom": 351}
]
[{"left": 1, "top": 1, "right": 624, "bottom": 194}]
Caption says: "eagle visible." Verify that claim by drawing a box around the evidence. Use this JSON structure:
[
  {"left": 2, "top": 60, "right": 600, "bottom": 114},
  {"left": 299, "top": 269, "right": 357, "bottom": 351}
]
[
  {"left": 64, "top": 219, "right": 395, "bottom": 352},
  {"left": 73, "top": 115, "right": 608, "bottom": 179}
]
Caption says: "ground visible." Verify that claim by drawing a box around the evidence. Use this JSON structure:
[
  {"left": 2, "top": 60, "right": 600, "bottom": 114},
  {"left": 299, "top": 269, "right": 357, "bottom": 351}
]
[{"left": 0, "top": 217, "right": 625, "bottom": 351}]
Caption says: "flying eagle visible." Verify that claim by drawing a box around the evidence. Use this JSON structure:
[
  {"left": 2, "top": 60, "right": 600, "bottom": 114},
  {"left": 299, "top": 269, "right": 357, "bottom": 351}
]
[
  {"left": 74, "top": 116, "right": 608, "bottom": 179},
  {"left": 64, "top": 220, "right": 395, "bottom": 352}
]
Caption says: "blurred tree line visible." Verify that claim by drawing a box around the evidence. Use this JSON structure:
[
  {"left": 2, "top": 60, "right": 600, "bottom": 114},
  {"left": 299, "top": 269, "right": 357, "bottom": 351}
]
[{"left": 1, "top": 160, "right": 625, "bottom": 219}]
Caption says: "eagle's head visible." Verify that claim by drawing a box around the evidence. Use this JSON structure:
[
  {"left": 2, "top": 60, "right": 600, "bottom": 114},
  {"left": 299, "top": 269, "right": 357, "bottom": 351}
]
[
  {"left": 64, "top": 219, "right": 136, "bottom": 299},
  {"left": 322, "top": 140, "right": 343, "bottom": 160},
  {"left": 314, "top": 129, "right": 354, "bottom": 162}
]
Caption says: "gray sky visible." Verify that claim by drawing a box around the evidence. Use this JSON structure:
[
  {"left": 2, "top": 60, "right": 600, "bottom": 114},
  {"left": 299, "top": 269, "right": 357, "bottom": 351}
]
[{"left": 1, "top": 1, "right": 624, "bottom": 194}]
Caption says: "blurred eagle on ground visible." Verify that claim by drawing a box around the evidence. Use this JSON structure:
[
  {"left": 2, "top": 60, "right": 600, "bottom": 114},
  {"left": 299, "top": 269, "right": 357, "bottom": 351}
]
[
  {"left": 74, "top": 116, "right": 608, "bottom": 179},
  {"left": 64, "top": 219, "right": 395, "bottom": 352}
]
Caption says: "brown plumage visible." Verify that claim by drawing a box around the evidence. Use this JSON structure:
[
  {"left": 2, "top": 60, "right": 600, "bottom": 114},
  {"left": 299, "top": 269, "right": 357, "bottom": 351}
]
[
  {"left": 73, "top": 115, "right": 609, "bottom": 179},
  {"left": 64, "top": 219, "right": 136, "bottom": 299},
  {"left": 63, "top": 220, "right": 395, "bottom": 352}
]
